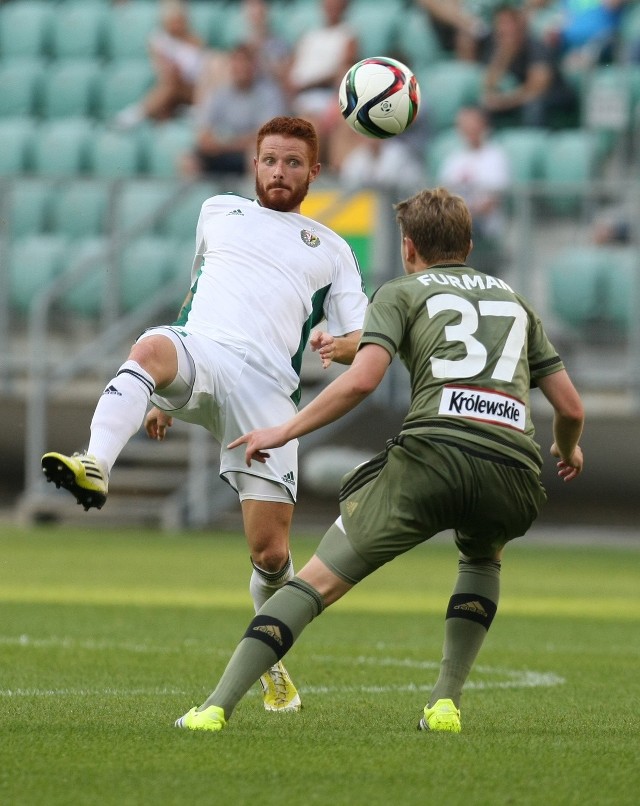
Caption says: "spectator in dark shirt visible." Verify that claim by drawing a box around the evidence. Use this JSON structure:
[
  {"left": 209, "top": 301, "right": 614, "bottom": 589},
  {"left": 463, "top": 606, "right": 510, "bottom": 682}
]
[{"left": 481, "top": 3, "right": 578, "bottom": 128}]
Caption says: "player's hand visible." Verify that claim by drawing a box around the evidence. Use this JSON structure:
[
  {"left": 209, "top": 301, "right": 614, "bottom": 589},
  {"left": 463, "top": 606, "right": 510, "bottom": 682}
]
[
  {"left": 145, "top": 407, "right": 173, "bottom": 441},
  {"left": 228, "top": 426, "right": 287, "bottom": 466},
  {"left": 309, "top": 330, "right": 335, "bottom": 369},
  {"left": 550, "top": 443, "right": 583, "bottom": 482}
]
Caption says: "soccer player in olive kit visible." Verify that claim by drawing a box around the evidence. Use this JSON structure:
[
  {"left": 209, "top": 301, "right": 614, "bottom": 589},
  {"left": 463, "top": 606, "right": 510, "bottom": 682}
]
[{"left": 175, "top": 186, "right": 584, "bottom": 733}]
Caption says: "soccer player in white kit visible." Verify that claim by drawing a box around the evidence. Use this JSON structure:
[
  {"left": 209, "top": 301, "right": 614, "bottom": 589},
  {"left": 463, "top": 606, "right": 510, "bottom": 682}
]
[{"left": 42, "top": 116, "right": 368, "bottom": 713}]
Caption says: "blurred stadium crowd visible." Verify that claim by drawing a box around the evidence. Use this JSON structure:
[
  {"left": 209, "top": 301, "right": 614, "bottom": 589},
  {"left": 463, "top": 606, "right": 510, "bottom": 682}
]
[{"left": 1, "top": 0, "right": 639, "bottom": 335}]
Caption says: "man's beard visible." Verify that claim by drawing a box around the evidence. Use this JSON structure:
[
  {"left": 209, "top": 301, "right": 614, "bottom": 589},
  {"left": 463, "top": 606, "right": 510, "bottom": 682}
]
[{"left": 255, "top": 176, "right": 310, "bottom": 212}]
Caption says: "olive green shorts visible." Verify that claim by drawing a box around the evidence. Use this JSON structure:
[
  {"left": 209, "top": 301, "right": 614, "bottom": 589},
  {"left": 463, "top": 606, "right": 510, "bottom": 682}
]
[{"left": 315, "top": 434, "right": 547, "bottom": 585}]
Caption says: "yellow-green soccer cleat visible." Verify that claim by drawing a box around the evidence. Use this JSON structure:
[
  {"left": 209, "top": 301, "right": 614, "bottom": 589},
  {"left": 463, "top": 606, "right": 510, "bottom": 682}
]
[
  {"left": 418, "top": 698, "right": 461, "bottom": 733},
  {"left": 41, "top": 451, "right": 108, "bottom": 511},
  {"left": 175, "top": 705, "right": 227, "bottom": 732},
  {"left": 260, "top": 661, "right": 302, "bottom": 712}
]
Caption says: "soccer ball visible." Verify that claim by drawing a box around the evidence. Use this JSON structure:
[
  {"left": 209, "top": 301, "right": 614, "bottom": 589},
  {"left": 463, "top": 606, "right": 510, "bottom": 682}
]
[{"left": 338, "top": 56, "right": 421, "bottom": 139}]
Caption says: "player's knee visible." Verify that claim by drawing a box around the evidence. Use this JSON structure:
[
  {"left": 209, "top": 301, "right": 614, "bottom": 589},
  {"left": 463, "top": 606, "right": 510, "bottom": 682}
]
[
  {"left": 251, "top": 544, "right": 290, "bottom": 574},
  {"left": 130, "top": 336, "right": 177, "bottom": 386}
]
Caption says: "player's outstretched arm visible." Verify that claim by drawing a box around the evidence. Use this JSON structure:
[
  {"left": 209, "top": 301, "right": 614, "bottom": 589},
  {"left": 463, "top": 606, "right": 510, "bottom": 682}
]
[
  {"left": 309, "top": 329, "right": 362, "bottom": 368},
  {"left": 536, "top": 370, "right": 585, "bottom": 482},
  {"left": 228, "top": 343, "right": 390, "bottom": 465}
]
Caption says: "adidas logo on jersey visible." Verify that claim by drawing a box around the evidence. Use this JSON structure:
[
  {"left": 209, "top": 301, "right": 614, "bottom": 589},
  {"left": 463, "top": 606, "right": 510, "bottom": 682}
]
[
  {"left": 227, "top": 208, "right": 244, "bottom": 216},
  {"left": 281, "top": 471, "right": 295, "bottom": 486},
  {"left": 102, "top": 385, "right": 122, "bottom": 396}
]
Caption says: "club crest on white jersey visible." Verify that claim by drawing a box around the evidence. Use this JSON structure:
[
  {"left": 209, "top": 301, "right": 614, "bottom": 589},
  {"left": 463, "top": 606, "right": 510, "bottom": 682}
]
[{"left": 300, "top": 229, "right": 320, "bottom": 247}]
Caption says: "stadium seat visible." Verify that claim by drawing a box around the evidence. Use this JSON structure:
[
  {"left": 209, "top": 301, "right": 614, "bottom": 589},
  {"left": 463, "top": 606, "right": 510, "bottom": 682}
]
[
  {"left": 63, "top": 236, "right": 112, "bottom": 318},
  {"left": 0, "top": 1, "right": 54, "bottom": 59},
  {"left": 548, "top": 247, "right": 604, "bottom": 331},
  {"left": 0, "top": 117, "right": 36, "bottom": 176},
  {"left": 49, "top": 179, "right": 112, "bottom": 238},
  {"left": 347, "top": 1, "right": 400, "bottom": 59},
  {"left": 95, "top": 59, "right": 155, "bottom": 121},
  {"left": 31, "top": 118, "right": 94, "bottom": 178},
  {"left": 4, "top": 177, "right": 56, "bottom": 237},
  {"left": 599, "top": 247, "right": 636, "bottom": 330},
  {"left": 40, "top": 60, "right": 101, "bottom": 120},
  {"left": 144, "top": 121, "right": 194, "bottom": 178},
  {"left": 549, "top": 246, "right": 636, "bottom": 334},
  {"left": 158, "top": 181, "right": 217, "bottom": 241},
  {"left": 426, "top": 127, "right": 463, "bottom": 182},
  {"left": 0, "top": 59, "right": 45, "bottom": 118},
  {"left": 189, "top": 0, "right": 231, "bottom": 49},
  {"left": 113, "top": 179, "right": 178, "bottom": 235},
  {"left": 8, "top": 233, "right": 69, "bottom": 313},
  {"left": 87, "top": 128, "right": 142, "bottom": 179},
  {"left": 416, "top": 60, "right": 483, "bottom": 131},
  {"left": 495, "top": 127, "right": 549, "bottom": 185},
  {"left": 49, "top": 2, "right": 108, "bottom": 60},
  {"left": 119, "top": 234, "right": 176, "bottom": 311},
  {"left": 103, "top": 1, "right": 159, "bottom": 61},
  {"left": 541, "top": 130, "right": 601, "bottom": 213},
  {"left": 391, "top": 6, "right": 443, "bottom": 72}
]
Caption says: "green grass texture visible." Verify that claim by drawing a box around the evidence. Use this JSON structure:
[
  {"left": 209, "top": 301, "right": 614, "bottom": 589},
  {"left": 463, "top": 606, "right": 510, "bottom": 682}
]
[{"left": 1, "top": 524, "right": 638, "bottom": 806}]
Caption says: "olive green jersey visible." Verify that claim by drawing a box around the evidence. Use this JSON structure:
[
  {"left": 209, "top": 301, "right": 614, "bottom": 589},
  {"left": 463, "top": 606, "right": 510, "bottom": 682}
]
[{"left": 360, "top": 263, "right": 564, "bottom": 471}]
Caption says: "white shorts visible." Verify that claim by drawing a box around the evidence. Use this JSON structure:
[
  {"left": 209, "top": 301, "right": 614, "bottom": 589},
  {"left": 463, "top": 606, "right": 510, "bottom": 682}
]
[{"left": 137, "top": 326, "right": 299, "bottom": 502}]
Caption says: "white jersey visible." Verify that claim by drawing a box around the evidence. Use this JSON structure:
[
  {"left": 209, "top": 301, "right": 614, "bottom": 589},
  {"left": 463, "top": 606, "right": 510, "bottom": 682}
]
[{"left": 180, "top": 193, "right": 368, "bottom": 398}]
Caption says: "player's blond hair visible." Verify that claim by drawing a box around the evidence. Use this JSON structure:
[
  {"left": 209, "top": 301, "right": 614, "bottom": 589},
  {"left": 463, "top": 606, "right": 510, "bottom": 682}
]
[{"left": 395, "top": 187, "right": 472, "bottom": 265}]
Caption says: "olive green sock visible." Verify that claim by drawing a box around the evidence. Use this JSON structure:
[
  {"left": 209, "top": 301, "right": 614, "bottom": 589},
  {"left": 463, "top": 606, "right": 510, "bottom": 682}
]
[
  {"left": 202, "top": 578, "right": 324, "bottom": 718},
  {"left": 428, "top": 557, "right": 501, "bottom": 708}
]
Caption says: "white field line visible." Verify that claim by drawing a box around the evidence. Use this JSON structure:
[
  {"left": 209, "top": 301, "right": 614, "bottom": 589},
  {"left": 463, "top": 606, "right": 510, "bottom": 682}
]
[{"left": 0, "top": 634, "right": 565, "bottom": 696}]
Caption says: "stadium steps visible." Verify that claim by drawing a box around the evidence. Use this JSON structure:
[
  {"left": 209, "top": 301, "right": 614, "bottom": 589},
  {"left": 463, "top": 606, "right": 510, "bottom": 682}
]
[{"left": 16, "top": 419, "right": 228, "bottom": 530}]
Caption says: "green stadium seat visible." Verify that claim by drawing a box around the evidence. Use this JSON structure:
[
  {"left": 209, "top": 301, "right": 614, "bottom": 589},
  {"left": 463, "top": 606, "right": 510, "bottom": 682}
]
[
  {"left": 548, "top": 247, "right": 604, "bottom": 331},
  {"left": 599, "top": 247, "right": 636, "bottom": 330},
  {"left": 0, "top": 117, "right": 36, "bottom": 175},
  {"left": 103, "top": 1, "right": 158, "bottom": 60},
  {"left": 4, "top": 176, "right": 56, "bottom": 237},
  {"left": 159, "top": 181, "right": 217, "bottom": 240},
  {"left": 119, "top": 235, "right": 175, "bottom": 311},
  {"left": 189, "top": 1, "right": 231, "bottom": 49},
  {"left": 50, "top": 179, "right": 112, "bottom": 238},
  {"left": 495, "top": 127, "right": 549, "bottom": 184},
  {"left": 391, "top": 6, "right": 443, "bottom": 72},
  {"left": 549, "top": 246, "right": 636, "bottom": 335},
  {"left": 31, "top": 118, "right": 94, "bottom": 177},
  {"left": 113, "top": 179, "right": 177, "bottom": 234},
  {"left": 416, "top": 60, "right": 483, "bottom": 131},
  {"left": 63, "top": 236, "right": 111, "bottom": 318},
  {"left": 0, "top": 1, "right": 54, "bottom": 59},
  {"left": 0, "top": 59, "right": 45, "bottom": 117},
  {"left": 347, "top": 2, "right": 399, "bottom": 59},
  {"left": 541, "top": 130, "right": 601, "bottom": 213},
  {"left": 87, "top": 128, "right": 142, "bottom": 178},
  {"left": 426, "top": 126, "right": 463, "bottom": 182},
  {"left": 49, "top": 2, "right": 108, "bottom": 60},
  {"left": 40, "top": 60, "right": 101, "bottom": 120},
  {"left": 95, "top": 59, "right": 155, "bottom": 121},
  {"left": 9, "top": 233, "right": 69, "bottom": 313},
  {"left": 144, "top": 121, "right": 194, "bottom": 178}
]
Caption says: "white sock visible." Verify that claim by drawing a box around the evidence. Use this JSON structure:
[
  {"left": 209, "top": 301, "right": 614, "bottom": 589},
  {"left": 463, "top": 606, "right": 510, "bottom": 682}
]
[
  {"left": 87, "top": 360, "right": 155, "bottom": 474},
  {"left": 249, "top": 553, "right": 295, "bottom": 612}
]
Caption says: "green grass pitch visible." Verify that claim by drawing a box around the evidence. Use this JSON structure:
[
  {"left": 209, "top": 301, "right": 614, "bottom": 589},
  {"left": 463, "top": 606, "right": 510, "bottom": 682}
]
[{"left": 1, "top": 524, "right": 638, "bottom": 806}]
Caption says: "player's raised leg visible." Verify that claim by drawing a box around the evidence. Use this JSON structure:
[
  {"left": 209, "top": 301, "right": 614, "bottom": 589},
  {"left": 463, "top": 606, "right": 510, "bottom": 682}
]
[{"left": 42, "top": 335, "right": 178, "bottom": 509}]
